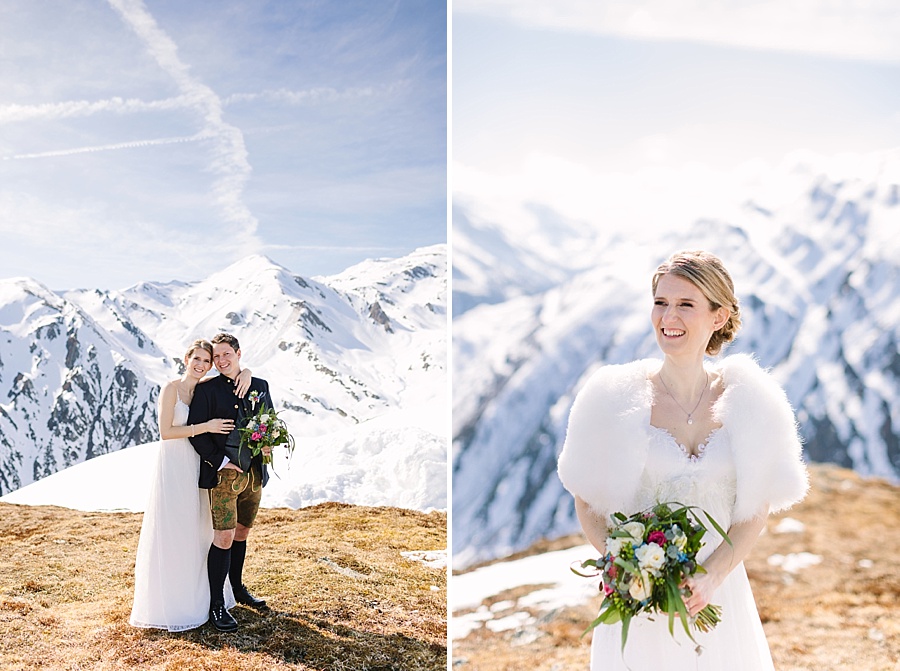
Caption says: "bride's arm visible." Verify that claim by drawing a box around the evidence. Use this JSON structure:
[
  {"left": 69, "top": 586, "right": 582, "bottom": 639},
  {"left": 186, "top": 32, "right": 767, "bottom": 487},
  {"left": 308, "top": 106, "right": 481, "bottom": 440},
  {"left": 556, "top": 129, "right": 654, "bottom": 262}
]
[
  {"left": 234, "top": 367, "right": 252, "bottom": 398},
  {"left": 198, "top": 367, "right": 253, "bottom": 397},
  {"left": 683, "top": 505, "right": 768, "bottom": 616},
  {"left": 575, "top": 496, "right": 608, "bottom": 555},
  {"left": 158, "top": 382, "right": 234, "bottom": 440}
]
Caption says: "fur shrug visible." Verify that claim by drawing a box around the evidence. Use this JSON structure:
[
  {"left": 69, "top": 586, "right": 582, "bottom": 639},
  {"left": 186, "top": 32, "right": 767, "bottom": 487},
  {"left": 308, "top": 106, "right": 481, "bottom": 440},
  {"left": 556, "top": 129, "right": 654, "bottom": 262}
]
[{"left": 557, "top": 353, "right": 809, "bottom": 524}]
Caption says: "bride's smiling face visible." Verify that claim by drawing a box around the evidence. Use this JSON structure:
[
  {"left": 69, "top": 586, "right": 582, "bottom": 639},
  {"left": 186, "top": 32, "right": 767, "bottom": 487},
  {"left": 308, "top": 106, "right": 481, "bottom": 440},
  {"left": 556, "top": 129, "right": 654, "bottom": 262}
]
[
  {"left": 652, "top": 273, "right": 726, "bottom": 357},
  {"left": 184, "top": 348, "right": 213, "bottom": 380}
]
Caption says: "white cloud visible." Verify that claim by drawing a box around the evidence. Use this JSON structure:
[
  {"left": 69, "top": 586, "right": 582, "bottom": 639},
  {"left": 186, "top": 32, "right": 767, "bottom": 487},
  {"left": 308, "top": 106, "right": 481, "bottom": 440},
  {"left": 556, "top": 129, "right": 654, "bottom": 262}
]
[
  {"left": 106, "top": 0, "right": 261, "bottom": 243},
  {"left": 2, "top": 132, "right": 210, "bottom": 160},
  {"left": 224, "top": 83, "right": 404, "bottom": 107},
  {"left": 452, "top": 153, "right": 764, "bottom": 241},
  {"left": 454, "top": 0, "right": 900, "bottom": 63},
  {"left": 0, "top": 96, "right": 191, "bottom": 124}
]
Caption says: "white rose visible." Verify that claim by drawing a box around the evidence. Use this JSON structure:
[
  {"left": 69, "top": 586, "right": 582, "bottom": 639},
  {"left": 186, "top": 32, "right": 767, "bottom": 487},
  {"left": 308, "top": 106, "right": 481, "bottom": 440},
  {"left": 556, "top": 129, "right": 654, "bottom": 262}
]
[
  {"left": 673, "top": 530, "right": 688, "bottom": 551},
  {"left": 606, "top": 536, "right": 628, "bottom": 557},
  {"left": 628, "top": 570, "right": 653, "bottom": 602},
  {"left": 622, "top": 521, "right": 645, "bottom": 543},
  {"left": 260, "top": 414, "right": 271, "bottom": 423},
  {"left": 272, "top": 429, "right": 281, "bottom": 439},
  {"left": 635, "top": 542, "right": 666, "bottom": 575}
]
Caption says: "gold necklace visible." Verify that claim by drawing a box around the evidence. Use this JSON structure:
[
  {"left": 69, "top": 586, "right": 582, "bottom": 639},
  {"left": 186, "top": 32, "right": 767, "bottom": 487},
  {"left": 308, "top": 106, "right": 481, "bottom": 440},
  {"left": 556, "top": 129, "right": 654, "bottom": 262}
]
[{"left": 659, "top": 371, "right": 709, "bottom": 425}]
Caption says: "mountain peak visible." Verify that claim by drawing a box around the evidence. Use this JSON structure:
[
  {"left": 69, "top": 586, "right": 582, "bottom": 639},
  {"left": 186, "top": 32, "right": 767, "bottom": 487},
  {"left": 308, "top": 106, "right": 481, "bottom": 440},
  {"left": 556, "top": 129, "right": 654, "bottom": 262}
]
[{"left": 219, "top": 254, "right": 288, "bottom": 276}]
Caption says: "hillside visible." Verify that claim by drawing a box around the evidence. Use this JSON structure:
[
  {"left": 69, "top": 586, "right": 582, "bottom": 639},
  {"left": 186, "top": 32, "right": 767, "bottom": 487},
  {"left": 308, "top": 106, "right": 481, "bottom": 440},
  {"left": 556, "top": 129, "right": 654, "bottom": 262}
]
[
  {"left": 0, "top": 244, "right": 446, "bottom": 497},
  {"left": 452, "top": 464, "right": 899, "bottom": 671},
  {"left": 452, "top": 149, "right": 900, "bottom": 566},
  {"left": 0, "top": 502, "right": 446, "bottom": 671}
]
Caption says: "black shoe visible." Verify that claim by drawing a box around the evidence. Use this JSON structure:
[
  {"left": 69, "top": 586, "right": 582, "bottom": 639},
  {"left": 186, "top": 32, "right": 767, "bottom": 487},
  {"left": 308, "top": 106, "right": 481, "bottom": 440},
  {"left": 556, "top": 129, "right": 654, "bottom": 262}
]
[
  {"left": 209, "top": 602, "right": 238, "bottom": 632},
  {"left": 233, "top": 585, "right": 268, "bottom": 610}
]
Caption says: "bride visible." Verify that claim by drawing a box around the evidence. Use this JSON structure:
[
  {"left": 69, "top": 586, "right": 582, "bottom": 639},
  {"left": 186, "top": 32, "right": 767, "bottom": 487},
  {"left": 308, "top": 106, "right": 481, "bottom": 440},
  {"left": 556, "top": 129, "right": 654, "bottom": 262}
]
[
  {"left": 130, "top": 339, "right": 251, "bottom": 631},
  {"left": 557, "top": 250, "right": 809, "bottom": 670}
]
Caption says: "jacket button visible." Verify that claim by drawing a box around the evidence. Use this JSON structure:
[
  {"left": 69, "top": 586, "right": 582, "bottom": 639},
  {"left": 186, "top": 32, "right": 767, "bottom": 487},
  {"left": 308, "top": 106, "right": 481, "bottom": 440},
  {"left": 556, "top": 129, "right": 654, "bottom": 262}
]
[{"left": 234, "top": 405, "right": 239, "bottom": 409}]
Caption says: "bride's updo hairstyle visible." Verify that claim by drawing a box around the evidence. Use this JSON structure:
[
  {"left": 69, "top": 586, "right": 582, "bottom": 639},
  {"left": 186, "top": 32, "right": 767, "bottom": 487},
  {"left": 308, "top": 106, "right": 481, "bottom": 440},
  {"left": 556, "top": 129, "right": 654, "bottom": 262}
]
[
  {"left": 651, "top": 250, "right": 742, "bottom": 356},
  {"left": 184, "top": 339, "right": 213, "bottom": 363}
]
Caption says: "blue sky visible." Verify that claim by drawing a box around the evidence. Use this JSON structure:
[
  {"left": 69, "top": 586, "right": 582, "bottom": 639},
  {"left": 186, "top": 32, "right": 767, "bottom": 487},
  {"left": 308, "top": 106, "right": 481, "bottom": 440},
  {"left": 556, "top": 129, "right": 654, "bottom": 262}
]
[
  {"left": 453, "top": 0, "right": 900, "bottom": 240},
  {"left": 0, "top": 0, "right": 446, "bottom": 290}
]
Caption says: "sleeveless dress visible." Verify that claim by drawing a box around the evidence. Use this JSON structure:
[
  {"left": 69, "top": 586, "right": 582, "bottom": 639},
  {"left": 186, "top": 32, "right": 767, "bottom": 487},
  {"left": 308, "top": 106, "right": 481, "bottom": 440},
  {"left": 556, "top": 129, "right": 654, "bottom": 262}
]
[
  {"left": 589, "top": 424, "right": 774, "bottom": 670},
  {"left": 130, "top": 393, "right": 235, "bottom": 631}
]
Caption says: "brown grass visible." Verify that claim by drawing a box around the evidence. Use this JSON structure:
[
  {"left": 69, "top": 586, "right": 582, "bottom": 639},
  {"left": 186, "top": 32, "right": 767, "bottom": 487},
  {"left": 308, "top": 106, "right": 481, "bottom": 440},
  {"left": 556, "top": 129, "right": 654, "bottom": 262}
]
[
  {"left": 0, "top": 502, "right": 446, "bottom": 670},
  {"left": 452, "top": 463, "right": 900, "bottom": 671}
]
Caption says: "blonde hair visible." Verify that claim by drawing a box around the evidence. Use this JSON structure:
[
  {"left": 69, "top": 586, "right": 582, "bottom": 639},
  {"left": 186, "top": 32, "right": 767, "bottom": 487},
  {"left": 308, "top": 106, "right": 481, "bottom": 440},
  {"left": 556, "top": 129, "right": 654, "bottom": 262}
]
[
  {"left": 651, "top": 250, "right": 741, "bottom": 356},
  {"left": 184, "top": 339, "right": 213, "bottom": 364}
]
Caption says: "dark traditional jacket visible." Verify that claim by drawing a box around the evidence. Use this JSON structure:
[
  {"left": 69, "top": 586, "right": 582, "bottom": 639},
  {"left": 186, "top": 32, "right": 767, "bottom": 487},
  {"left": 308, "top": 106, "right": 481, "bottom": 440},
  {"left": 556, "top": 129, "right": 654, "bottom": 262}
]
[{"left": 188, "top": 373, "right": 272, "bottom": 489}]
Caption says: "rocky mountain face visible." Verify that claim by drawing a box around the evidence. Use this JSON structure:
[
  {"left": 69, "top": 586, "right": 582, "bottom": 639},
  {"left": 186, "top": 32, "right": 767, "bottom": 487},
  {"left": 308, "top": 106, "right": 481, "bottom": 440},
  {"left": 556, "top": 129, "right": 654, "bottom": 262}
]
[
  {"left": 0, "top": 245, "right": 446, "bottom": 496},
  {"left": 452, "top": 151, "right": 900, "bottom": 567}
]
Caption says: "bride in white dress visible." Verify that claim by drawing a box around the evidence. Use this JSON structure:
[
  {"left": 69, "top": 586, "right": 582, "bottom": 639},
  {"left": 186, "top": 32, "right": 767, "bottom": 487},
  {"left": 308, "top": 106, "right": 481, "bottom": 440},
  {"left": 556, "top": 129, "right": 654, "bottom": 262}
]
[
  {"left": 558, "top": 251, "right": 809, "bottom": 670},
  {"left": 130, "top": 340, "right": 249, "bottom": 631}
]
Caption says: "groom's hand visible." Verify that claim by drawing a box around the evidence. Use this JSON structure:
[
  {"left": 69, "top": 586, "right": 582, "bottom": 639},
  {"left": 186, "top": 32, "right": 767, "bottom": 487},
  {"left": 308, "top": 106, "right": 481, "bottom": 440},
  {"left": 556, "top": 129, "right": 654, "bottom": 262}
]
[{"left": 222, "top": 462, "right": 243, "bottom": 473}]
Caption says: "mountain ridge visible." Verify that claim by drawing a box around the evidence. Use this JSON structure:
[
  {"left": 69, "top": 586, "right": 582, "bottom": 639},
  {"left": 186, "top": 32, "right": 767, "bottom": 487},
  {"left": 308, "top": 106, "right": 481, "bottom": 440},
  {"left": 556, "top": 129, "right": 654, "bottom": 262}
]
[
  {"left": 0, "top": 243, "right": 446, "bottom": 496},
  {"left": 452, "top": 149, "right": 900, "bottom": 566}
]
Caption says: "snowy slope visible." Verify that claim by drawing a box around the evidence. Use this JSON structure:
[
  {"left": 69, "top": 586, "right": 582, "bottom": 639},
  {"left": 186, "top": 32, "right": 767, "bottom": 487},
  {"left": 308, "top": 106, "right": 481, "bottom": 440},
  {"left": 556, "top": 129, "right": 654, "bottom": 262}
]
[
  {"left": 0, "top": 245, "right": 446, "bottom": 499},
  {"left": 0, "top": 401, "right": 446, "bottom": 513},
  {"left": 452, "top": 150, "right": 900, "bottom": 566}
]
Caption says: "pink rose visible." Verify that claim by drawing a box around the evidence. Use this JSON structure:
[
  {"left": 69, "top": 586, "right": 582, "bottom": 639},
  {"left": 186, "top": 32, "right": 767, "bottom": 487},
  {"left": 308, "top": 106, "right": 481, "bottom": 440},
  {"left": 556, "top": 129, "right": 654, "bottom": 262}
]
[
  {"left": 251, "top": 432, "right": 262, "bottom": 441},
  {"left": 603, "top": 582, "right": 614, "bottom": 596},
  {"left": 648, "top": 531, "right": 667, "bottom": 546}
]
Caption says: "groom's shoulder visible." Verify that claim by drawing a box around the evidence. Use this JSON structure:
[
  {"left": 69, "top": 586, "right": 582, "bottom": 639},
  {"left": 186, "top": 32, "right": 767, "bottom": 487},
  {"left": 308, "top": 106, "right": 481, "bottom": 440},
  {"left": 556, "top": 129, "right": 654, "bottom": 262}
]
[{"left": 196, "top": 374, "right": 228, "bottom": 394}]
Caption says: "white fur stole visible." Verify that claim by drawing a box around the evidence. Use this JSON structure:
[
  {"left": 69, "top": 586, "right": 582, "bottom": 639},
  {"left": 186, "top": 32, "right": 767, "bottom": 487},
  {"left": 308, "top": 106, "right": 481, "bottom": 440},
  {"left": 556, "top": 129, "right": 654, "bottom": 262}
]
[{"left": 557, "top": 353, "right": 809, "bottom": 524}]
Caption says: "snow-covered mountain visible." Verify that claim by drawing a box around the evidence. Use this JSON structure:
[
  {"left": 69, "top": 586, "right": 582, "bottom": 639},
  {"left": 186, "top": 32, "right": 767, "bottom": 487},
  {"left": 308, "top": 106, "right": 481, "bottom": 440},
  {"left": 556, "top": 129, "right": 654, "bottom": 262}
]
[
  {"left": 452, "top": 150, "right": 900, "bottom": 567},
  {"left": 0, "top": 244, "right": 446, "bottom": 497},
  {"left": 0, "top": 398, "right": 446, "bottom": 513}
]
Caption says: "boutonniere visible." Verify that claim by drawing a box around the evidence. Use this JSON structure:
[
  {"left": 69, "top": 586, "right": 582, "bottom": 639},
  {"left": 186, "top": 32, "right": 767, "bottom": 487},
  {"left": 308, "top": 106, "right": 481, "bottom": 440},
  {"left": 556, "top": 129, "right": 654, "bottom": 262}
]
[{"left": 247, "top": 390, "right": 263, "bottom": 411}]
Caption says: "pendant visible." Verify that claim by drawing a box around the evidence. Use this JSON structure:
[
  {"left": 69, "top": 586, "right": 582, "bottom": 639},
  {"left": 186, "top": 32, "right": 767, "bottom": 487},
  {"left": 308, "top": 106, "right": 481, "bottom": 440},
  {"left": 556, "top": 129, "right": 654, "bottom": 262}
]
[{"left": 687, "top": 417, "right": 693, "bottom": 425}]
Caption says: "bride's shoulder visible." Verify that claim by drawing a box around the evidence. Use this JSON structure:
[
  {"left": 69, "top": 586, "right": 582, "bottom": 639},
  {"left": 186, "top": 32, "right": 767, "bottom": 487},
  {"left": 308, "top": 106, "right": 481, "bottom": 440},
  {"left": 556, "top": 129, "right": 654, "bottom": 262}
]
[
  {"left": 570, "top": 359, "right": 657, "bottom": 414},
  {"left": 579, "top": 359, "right": 657, "bottom": 393},
  {"left": 160, "top": 379, "right": 179, "bottom": 394},
  {"left": 715, "top": 353, "right": 781, "bottom": 391}
]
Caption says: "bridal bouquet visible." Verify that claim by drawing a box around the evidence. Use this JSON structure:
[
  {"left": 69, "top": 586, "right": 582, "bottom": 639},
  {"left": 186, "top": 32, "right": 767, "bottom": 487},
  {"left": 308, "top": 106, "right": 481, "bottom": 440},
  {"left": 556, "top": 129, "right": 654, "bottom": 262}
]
[
  {"left": 236, "top": 390, "right": 295, "bottom": 469},
  {"left": 573, "top": 502, "right": 731, "bottom": 653}
]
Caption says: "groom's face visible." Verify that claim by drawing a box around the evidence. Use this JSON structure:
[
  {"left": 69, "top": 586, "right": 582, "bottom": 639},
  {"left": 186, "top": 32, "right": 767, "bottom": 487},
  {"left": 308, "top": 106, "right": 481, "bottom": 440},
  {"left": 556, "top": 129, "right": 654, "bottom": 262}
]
[{"left": 212, "top": 342, "right": 241, "bottom": 378}]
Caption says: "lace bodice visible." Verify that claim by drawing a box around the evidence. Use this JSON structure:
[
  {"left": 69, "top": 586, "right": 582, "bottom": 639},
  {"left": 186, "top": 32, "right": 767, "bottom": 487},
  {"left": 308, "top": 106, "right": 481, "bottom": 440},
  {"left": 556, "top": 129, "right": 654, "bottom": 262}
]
[{"left": 634, "top": 424, "right": 738, "bottom": 561}]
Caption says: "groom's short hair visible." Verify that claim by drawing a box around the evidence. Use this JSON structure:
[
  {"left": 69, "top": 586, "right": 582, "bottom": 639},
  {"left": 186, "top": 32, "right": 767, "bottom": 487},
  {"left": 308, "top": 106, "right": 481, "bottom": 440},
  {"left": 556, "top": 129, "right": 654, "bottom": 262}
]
[{"left": 211, "top": 332, "right": 240, "bottom": 352}]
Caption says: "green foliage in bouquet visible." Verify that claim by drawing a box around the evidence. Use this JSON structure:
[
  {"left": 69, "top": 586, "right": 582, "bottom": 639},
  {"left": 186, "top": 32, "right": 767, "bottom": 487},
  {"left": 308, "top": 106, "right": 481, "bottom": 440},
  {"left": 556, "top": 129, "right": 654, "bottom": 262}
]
[
  {"left": 237, "top": 390, "right": 296, "bottom": 475},
  {"left": 572, "top": 502, "right": 732, "bottom": 654}
]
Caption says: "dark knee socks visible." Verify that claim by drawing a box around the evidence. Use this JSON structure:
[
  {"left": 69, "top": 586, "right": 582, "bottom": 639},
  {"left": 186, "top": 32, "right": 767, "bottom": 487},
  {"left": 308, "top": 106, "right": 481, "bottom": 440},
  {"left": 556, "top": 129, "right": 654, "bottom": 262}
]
[
  {"left": 208, "top": 544, "right": 231, "bottom": 606},
  {"left": 229, "top": 539, "right": 247, "bottom": 590}
]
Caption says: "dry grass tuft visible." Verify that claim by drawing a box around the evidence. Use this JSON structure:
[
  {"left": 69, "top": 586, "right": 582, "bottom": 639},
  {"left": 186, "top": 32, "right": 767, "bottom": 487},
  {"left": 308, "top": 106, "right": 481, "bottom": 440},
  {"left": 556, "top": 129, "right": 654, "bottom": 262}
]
[
  {"left": 452, "top": 463, "right": 900, "bottom": 671},
  {"left": 0, "top": 502, "right": 446, "bottom": 670}
]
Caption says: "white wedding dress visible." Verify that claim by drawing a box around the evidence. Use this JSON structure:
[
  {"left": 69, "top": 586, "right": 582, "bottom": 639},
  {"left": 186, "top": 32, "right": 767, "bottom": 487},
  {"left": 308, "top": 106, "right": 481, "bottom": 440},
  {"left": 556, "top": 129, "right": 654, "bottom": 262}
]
[
  {"left": 130, "top": 394, "right": 234, "bottom": 631},
  {"left": 590, "top": 424, "right": 775, "bottom": 670}
]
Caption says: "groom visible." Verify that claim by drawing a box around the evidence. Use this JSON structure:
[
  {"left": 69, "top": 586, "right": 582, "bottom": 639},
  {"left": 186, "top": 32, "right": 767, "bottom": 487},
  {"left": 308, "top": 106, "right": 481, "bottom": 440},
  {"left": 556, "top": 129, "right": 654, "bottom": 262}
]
[{"left": 188, "top": 332, "right": 272, "bottom": 632}]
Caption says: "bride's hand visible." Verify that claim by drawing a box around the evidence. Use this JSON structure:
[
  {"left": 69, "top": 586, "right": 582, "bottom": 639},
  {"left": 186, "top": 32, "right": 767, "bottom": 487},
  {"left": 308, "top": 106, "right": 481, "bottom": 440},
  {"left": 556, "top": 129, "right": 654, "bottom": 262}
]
[
  {"left": 234, "top": 368, "right": 253, "bottom": 398},
  {"left": 205, "top": 418, "right": 235, "bottom": 434},
  {"left": 682, "top": 570, "right": 722, "bottom": 617}
]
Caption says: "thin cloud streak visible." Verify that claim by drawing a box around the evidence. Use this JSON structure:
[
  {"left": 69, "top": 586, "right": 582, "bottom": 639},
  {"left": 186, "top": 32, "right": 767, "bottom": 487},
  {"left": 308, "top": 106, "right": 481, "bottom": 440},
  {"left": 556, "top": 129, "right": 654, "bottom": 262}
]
[
  {"left": 0, "top": 96, "right": 192, "bottom": 124},
  {"left": 106, "top": 0, "right": 260, "bottom": 241},
  {"left": 264, "top": 243, "right": 402, "bottom": 253},
  {"left": 2, "top": 133, "right": 211, "bottom": 161},
  {"left": 224, "top": 83, "right": 406, "bottom": 107},
  {"left": 455, "top": 0, "right": 900, "bottom": 63},
  {"left": 0, "top": 83, "right": 404, "bottom": 127}
]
